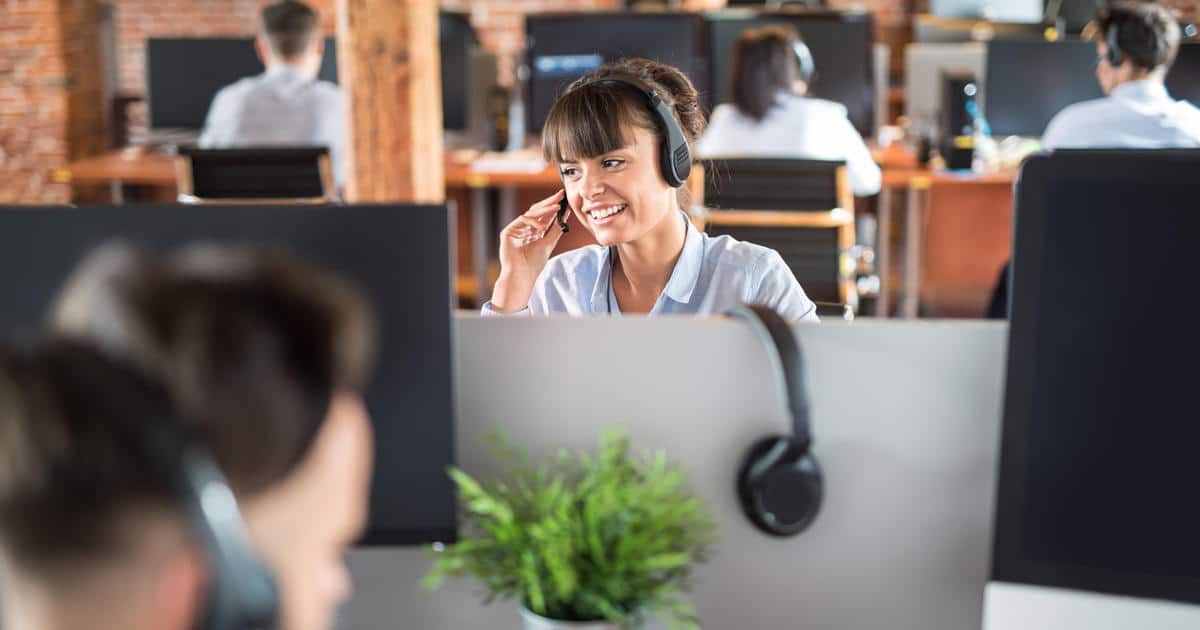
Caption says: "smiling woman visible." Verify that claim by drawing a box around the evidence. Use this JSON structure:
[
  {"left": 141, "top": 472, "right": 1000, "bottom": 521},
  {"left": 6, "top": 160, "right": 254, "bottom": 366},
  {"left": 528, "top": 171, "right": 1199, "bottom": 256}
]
[{"left": 484, "top": 58, "right": 818, "bottom": 322}]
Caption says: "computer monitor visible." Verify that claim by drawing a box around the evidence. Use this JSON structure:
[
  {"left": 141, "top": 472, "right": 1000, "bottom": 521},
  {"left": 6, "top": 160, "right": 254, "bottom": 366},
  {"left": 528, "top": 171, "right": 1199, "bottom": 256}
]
[
  {"left": 525, "top": 12, "right": 708, "bottom": 132},
  {"left": 0, "top": 204, "right": 457, "bottom": 546},
  {"left": 930, "top": 0, "right": 1043, "bottom": 23},
  {"left": 440, "top": 11, "right": 479, "bottom": 131},
  {"left": 146, "top": 37, "right": 338, "bottom": 130},
  {"left": 983, "top": 39, "right": 1102, "bottom": 137},
  {"left": 905, "top": 43, "right": 986, "bottom": 136},
  {"left": 987, "top": 149, "right": 1200, "bottom": 630},
  {"left": 706, "top": 10, "right": 876, "bottom": 137},
  {"left": 1166, "top": 42, "right": 1200, "bottom": 106}
]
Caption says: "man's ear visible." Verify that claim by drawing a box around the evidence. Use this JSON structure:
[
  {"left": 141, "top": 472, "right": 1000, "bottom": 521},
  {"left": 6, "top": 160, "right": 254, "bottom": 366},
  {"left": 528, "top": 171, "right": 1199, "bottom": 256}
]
[
  {"left": 152, "top": 546, "right": 208, "bottom": 630},
  {"left": 254, "top": 35, "right": 271, "bottom": 69}
]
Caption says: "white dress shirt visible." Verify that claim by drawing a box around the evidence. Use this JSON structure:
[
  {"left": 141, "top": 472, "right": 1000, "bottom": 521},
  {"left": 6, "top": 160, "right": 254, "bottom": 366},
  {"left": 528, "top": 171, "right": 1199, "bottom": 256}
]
[
  {"left": 1041, "top": 80, "right": 1200, "bottom": 149},
  {"left": 199, "top": 65, "right": 345, "bottom": 185},
  {"left": 695, "top": 92, "right": 882, "bottom": 196},
  {"left": 482, "top": 212, "right": 819, "bottom": 322}
]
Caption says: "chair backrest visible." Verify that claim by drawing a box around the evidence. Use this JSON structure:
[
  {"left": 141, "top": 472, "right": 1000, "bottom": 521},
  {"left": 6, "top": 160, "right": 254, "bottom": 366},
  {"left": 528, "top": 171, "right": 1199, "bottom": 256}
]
[
  {"left": 702, "top": 158, "right": 850, "bottom": 213},
  {"left": 703, "top": 217, "right": 850, "bottom": 305},
  {"left": 175, "top": 146, "right": 333, "bottom": 204}
]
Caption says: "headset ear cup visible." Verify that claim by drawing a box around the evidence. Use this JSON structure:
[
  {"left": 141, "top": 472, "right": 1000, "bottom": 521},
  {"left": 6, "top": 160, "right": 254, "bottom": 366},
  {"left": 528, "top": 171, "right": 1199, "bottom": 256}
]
[
  {"left": 1106, "top": 24, "right": 1124, "bottom": 67},
  {"left": 738, "top": 435, "right": 824, "bottom": 537}
]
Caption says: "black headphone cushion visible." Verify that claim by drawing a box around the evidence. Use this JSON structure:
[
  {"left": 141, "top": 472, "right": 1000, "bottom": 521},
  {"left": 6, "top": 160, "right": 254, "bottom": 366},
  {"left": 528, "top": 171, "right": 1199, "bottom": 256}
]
[{"left": 738, "top": 435, "right": 824, "bottom": 537}]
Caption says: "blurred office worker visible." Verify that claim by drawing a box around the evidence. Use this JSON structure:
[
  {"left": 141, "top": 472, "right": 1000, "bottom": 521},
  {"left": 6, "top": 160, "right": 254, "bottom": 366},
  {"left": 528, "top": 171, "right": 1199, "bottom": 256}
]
[
  {"left": 199, "top": 0, "right": 346, "bottom": 185},
  {"left": 485, "top": 58, "right": 819, "bottom": 322},
  {"left": 0, "top": 245, "right": 376, "bottom": 630},
  {"left": 1042, "top": 1, "right": 1200, "bottom": 149},
  {"left": 696, "top": 25, "right": 882, "bottom": 196}
]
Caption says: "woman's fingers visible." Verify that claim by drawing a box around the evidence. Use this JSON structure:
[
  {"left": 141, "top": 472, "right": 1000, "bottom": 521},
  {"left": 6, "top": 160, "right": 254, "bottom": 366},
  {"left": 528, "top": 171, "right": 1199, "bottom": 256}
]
[{"left": 525, "top": 190, "right": 566, "bottom": 219}]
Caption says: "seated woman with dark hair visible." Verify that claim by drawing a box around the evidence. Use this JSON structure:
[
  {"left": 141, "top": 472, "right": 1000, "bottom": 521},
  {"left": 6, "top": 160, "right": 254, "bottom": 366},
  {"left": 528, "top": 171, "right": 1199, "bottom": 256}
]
[
  {"left": 696, "top": 25, "right": 881, "bottom": 197},
  {"left": 485, "top": 57, "right": 819, "bottom": 322}
]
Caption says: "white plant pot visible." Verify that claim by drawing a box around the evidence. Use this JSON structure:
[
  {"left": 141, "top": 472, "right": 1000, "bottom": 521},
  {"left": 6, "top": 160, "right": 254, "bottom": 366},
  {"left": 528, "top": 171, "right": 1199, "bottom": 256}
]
[{"left": 520, "top": 607, "right": 622, "bottom": 630}]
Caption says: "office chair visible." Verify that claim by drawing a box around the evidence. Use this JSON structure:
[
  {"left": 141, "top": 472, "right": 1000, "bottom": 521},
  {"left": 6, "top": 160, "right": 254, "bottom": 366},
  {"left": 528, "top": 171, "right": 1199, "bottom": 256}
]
[
  {"left": 175, "top": 146, "right": 335, "bottom": 204},
  {"left": 699, "top": 158, "right": 858, "bottom": 311}
]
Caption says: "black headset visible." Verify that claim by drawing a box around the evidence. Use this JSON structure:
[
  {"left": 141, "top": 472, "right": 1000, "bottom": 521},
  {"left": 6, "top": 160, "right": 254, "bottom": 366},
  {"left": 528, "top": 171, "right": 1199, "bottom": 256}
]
[
  {"left": 793, "top": 40, "right": 816, "bottom": 84},
  {"left": 727, "top": 304, "right": 823, "bottom": 537},
  {"left": 1105, "top": 22, "right": 1126, "bottom": 67},
  {"left": 143, "top": 418, "right": 280, "bottom": 630},
  {"left": 551, "top": 74, "right": 694, "bottom": 233}
]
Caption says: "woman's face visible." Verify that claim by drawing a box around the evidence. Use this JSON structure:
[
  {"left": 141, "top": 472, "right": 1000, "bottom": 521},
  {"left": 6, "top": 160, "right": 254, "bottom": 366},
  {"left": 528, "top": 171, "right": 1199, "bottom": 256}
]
[{"left": 558, "top": 126, "right": 678, "bottom": 247}]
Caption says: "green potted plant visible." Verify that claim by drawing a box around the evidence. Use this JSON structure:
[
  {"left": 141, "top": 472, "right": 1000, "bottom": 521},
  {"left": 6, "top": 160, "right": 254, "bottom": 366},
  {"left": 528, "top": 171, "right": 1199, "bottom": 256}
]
[{"left": 424, "top": 431, "right": 716, "bottom": 630}]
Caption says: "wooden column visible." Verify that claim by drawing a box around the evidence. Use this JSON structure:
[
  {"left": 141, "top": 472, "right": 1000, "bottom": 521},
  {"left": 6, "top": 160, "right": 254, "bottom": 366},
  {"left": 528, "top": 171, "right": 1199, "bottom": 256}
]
[{"left": 337, "top": 0, "right": 444, "bottom": 203}]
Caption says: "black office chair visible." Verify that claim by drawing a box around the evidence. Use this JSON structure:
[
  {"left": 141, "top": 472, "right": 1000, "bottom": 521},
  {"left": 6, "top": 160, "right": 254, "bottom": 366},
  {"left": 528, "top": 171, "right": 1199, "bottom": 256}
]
[
  {"left": 700, "top": 158, "right": 858, "bottom": 310},
  {"left": 175, "top": 146, "right": 335, "bottom": 204}
]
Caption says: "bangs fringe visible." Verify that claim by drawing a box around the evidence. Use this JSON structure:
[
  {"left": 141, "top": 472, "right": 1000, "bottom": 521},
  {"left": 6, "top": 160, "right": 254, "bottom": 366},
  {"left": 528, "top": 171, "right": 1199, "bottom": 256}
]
[{"left": 541, "top": 84, "right": 653, "bottom": 164}]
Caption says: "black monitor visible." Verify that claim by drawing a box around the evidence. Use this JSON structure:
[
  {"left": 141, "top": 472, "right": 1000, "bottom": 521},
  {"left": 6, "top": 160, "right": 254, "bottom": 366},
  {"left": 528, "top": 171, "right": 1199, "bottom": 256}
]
[
  {"left": 0, "top": 204, "right": 457, "bottom": 546},
  {"left": 525, "top": 12, "right": 708, "bottom": 132},
  {"left": 1166, "top": 42, "right": 1200, "bottom": 107},
  {"left": 705, "top": 10, "right": 875, "bottom": 137},
  {"left": 440, "top": 11, "right": 479, "bottom": 131},
  {"left": 146, "top": 37, "right": 338, "bottom": 130},
  {"left": 983, "top": 39, "right": 1103, "bottom": 137},
  {"left": 988, "top": 150, "right": 1200, "bottom": 628}
]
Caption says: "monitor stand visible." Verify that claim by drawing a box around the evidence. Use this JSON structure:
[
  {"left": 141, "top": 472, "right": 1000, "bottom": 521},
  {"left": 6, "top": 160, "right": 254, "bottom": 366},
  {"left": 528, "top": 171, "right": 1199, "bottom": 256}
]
[{"left": 983, "top": 582, "right": 1200, "bottom": 630}]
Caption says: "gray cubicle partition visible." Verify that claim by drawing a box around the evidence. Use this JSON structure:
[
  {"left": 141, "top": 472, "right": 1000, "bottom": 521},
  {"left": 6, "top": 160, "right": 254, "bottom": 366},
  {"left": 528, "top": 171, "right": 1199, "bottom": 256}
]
[{"left": 344, "top": 316, "right": 1007, "bottom": 630}]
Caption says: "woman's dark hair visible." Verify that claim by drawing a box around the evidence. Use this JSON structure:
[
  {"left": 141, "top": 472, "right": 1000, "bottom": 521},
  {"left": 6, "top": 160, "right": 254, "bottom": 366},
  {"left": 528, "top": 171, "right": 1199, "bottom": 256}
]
[
  {"left": 52, "top": 244, "right": 375, "bottom": 496},
  {"left": 541, "top": 57, "right": 706, "bottom": 166},
  {"left": 1097, "top": 1, "right": 1182, "bottom": 71},
  {"left": 731, "top": 25, "right": 802, "bottom": 122},
  {"left": 0, "top": 339, "right": 182, "bottom": 577}
]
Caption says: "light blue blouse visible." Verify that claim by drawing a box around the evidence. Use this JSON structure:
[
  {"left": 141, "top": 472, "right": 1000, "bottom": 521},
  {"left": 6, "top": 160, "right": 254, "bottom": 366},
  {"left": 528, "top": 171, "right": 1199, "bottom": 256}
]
[{"left": 482, "top": 212, "right": 819, "bottom": 322}]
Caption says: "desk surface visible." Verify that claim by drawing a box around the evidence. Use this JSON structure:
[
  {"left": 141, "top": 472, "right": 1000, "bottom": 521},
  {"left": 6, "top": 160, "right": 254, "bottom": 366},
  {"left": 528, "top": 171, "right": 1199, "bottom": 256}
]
[
  {"left": 59, "top": 145, "right": 1015, "bottom": 190},
  {"left": 57, "top": 149, "right": 175, "bottom": 186}
]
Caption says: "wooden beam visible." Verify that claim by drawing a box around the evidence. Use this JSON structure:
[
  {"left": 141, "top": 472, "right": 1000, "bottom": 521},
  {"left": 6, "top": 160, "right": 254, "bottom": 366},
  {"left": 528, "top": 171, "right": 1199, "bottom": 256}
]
[{"left": 337, "top": 0, "right": 444, "bottom": 203}]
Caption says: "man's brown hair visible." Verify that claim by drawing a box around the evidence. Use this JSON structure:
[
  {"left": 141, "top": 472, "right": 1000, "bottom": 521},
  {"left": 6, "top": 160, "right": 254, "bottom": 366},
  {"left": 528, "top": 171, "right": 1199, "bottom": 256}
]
[
  {"left": 53, "top": 244, "right": 375, "bottom": 495},
  {"left": 1097, "top": 1, "right": 1183, "bottom": 71},
  {"left": 0, "top": 338, "right": 184, "bottom": 577},
  {"left": 1, "top": 244, "right": 373, "bottom": 579},
  {"left": 261, "top": 0, "right": 320, "bottom": 60}
]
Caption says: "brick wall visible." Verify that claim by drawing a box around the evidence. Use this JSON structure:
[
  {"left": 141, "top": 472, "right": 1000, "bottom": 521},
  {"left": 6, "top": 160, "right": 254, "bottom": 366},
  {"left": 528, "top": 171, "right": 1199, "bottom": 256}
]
[{"left": 1, "top": 0, "right": 104, "bottom": 204}]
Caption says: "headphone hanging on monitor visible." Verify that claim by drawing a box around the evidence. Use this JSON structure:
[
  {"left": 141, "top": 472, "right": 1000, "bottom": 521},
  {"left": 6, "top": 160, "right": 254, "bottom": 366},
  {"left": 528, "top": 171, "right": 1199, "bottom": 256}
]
[
  {"left": 793, "top": 40, "right": 816, "bottom": 84},
  {"left": 727, "top": 304, "right": 824, "bottom": 537},
  {"left": 1105, "top": 22, "right": 1126, "bottom": 67},
  {"left": 143, "top": 419, "right": 281, "bottom": 630}
]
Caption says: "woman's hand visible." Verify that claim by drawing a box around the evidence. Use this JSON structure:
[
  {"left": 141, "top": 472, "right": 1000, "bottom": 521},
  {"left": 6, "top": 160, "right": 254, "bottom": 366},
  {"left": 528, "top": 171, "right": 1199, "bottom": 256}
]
[{"left": 489, "top": 190, "right": 572, "bottom": 312}]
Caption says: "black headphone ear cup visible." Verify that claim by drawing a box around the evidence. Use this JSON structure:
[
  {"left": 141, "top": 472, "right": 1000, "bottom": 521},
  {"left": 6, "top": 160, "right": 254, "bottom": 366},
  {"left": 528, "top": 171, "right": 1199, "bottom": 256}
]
[
  {"left": 1106, "top": 24, "right": 1125, "bottom": 67},
  {"left": 737, "top": 435, "right": 824, "bottom": 537}
]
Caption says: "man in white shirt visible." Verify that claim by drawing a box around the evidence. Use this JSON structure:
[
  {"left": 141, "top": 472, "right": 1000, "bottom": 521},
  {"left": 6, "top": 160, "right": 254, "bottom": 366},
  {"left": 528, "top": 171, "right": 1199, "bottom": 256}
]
[
  {"left": 696, "top": 25, "right": 882, "bottom": 197},
  {"left": 1041, "top": 1, "right": 1200, "bottom": 149},
  {"left": 199, "top": 0, "right": 345, "bottom": 186},
  {"left": 991, "top": 2, "right": 1200, "bottom": 319}
]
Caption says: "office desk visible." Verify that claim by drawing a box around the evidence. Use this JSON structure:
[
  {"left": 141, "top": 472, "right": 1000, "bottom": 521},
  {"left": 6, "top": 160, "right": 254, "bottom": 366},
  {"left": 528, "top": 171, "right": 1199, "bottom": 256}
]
[
  {"left": 876, "top": 159, "right": 1015, "bottom": 319},
  {"left": 53, "top": 150, "right": 175, "bottom": 203}
]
